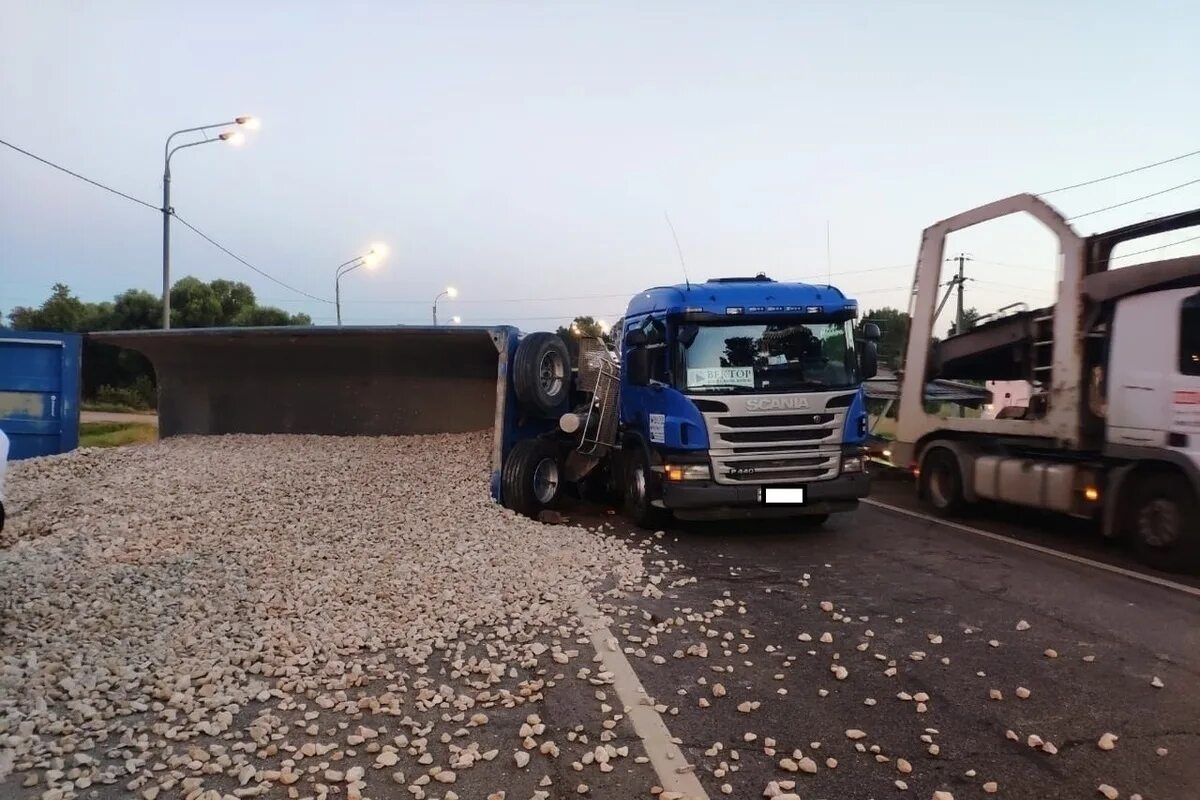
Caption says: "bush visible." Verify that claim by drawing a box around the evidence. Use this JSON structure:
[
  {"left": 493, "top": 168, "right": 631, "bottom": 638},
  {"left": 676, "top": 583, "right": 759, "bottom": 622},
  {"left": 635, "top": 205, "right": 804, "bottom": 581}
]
[{"left": 95, "top": 375, "right": 156, "bottom": 411}]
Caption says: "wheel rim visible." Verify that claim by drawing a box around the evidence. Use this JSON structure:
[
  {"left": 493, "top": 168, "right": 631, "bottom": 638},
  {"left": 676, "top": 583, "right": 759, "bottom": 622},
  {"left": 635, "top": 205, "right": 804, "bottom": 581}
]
[
  {"left": 1137, "top": 497, "right": 1181, "bottom": 548},
  {"left": 532, "top": 457, "right": 559, "bottom": 504},
  {"left": 538, "top": 351, "right": 565, "bottom": 397},
  {"left": 631, "top": 463, "right": 647, "bottom": 509}
]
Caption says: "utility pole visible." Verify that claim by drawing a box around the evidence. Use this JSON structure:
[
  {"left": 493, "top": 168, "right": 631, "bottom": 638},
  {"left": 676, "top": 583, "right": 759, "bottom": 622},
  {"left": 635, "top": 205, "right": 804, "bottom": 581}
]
[
  {"left": 945, "top": 254, "right": 972, "bottom": 335},
  {"left": 945, "top": 253, "right": 972, "bottom": 418}
]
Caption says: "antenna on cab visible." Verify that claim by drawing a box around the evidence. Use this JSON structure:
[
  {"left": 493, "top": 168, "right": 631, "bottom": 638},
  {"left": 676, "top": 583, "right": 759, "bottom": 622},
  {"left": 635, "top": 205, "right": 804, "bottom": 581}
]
[{"left": 664, "top": 211, "right": 692, "bottom": 291}]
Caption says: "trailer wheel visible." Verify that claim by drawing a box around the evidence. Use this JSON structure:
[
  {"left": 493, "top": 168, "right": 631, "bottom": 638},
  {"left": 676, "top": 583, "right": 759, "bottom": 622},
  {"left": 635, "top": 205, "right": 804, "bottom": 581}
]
[
  {"left": 624, "top": 448, "right": 669, "bottom": 529},
  {"left": 920, "top": 448, "right": 965, "bottom": 515},
  {"left": 1129, "top": 472, "right": 1200, "bottom": 572},
  {"left": 514, "top": 332, "right": 571, "bottom": 417},
  {"left": 502, "top": 439, "right": 563, "bottom": 518}
]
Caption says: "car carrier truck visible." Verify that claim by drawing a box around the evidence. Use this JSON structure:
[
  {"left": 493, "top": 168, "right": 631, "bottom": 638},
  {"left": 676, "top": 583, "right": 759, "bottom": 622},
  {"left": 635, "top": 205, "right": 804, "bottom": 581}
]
[
  {"left": 892, "top": 194, "right": 1200, "bottom": 571},
  {"left": 495, "top": 274, "right": 879, "bottom": 526}
]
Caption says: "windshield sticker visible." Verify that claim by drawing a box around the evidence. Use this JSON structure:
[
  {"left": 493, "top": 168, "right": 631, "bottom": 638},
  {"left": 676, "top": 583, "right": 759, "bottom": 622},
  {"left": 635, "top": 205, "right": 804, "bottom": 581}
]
[
  {"left": 648, "top": 413, "right": 665, "bottom": 443},
  {"left": 688, "top": 367, "right": 754, "bottom": 388}
]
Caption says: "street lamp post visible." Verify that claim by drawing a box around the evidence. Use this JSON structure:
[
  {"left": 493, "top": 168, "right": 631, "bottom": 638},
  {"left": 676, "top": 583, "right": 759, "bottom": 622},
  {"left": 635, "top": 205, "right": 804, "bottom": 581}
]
[
  {"left": 432, "top": 286, "right": 458, "bottom": 325},
  {"left": 161, "top": 116, "right": 258, "bottom": 329},
  {"left": 334, "top": 246, "right": 385, "bottom": 325}
]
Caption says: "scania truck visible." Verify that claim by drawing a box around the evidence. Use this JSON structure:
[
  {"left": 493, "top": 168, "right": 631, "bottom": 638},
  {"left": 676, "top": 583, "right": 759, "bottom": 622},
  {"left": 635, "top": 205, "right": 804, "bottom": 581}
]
[{"left": 495, "top": 274, "right": 879, "bottom": 526}]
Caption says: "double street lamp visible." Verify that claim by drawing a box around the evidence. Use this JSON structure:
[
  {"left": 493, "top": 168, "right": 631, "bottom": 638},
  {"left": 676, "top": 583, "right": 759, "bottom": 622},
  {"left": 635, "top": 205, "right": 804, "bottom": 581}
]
[
  {"left": 161, "top": 115, "right": 259, "bottom": 329},
  {"left": 335, "top": 245, "right": 387, "bottom": 325},
  {"left": 432, "top": 286, "right": 458, "bottom": 325}
]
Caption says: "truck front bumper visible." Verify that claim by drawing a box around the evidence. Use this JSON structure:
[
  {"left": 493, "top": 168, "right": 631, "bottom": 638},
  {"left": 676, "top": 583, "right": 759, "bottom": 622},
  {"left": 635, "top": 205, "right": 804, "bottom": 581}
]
[{"left": 659, "top": 471, "right": 870, "bottom": 520}]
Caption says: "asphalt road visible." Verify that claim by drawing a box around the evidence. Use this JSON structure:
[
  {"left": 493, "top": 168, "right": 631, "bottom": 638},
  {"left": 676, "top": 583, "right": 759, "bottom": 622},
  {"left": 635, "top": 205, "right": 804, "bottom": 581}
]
[{"left": 570, "top": 494, "right": 1200, "bottom": 800}]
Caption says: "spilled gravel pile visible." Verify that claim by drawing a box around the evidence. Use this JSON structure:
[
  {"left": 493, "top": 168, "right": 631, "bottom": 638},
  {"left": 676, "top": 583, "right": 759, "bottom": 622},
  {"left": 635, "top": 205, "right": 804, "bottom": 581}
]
[{"left": 0, "top": 434, "right": 647, "bottom": 799}]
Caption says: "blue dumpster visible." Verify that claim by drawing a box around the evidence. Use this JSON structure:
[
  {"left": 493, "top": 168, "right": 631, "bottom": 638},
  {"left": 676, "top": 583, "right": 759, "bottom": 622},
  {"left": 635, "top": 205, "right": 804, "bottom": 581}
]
[{"left": 0, "top": 331, "right": 81, "bottom": 459}]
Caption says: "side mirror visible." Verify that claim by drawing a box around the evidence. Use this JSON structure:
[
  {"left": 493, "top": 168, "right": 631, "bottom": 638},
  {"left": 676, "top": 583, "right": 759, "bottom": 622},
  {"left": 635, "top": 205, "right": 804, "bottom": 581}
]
[
  {"left": 860, "top": 341, "right": 879, "bottom": 380},
  {"left": 627, "top": 348, "right": 651, "bottom": 386},
  {"left": 862, "top": 322, "right": 882, "bottom": 342}
]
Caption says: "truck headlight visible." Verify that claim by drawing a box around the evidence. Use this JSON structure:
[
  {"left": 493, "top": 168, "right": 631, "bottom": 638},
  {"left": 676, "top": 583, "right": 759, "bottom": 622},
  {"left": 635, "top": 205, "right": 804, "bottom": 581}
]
[
  {"left": 841, "top": 455, "right": 866, "bottom": 474},
  {"left": 664, "top": 464, "right": 711, "bottom": 481}
]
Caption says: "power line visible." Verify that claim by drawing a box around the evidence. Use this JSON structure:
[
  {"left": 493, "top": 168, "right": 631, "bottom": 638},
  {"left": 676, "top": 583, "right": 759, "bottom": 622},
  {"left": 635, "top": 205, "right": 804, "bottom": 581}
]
[
  {"left": 324, "top": 292, "right": 635, "bottom": 305},
  {"left": 270, "top": 265, "right": 916, "bottom": 307},
  {"left": 1107, "top": 233, "right": 1200, "bottom": 262},
  {"left": 972, "top": 258, "right": 1056, "bottom": 273},
  {"left": 1039, "top": 147, "right": 1200, "bottom": 195},
  {"left": 799, "top": 263, "right": 910, "bottom": 282},
  {"left": 171, "top": 214, "right": 333, "bottom": 304},
  {"left": 1, "top": 136, "right": 334, "bottom": 306},
  {"left": 1066, "top": 177, "right": 1200, "bottom": 221},
  {"left": 0, "top": 137, "right": 159, "bottom": 211},
  {"left": 971, "top": 277, "right": 1055, "bottom": 294},
  {"left": 853, "top": 285, "right": 912, "bottom": 295}
]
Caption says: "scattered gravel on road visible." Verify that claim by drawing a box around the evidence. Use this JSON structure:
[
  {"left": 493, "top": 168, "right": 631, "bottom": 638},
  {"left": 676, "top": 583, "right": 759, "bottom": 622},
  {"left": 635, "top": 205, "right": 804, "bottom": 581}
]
[{"left": 0, "top": 434, "right": 645, "bottom": 797}]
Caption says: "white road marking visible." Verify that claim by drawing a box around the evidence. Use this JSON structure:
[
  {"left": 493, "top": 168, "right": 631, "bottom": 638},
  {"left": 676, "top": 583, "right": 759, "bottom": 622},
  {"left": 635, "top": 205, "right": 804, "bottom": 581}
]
[
  {"left": 863, "top": 498, "right": 1200, "bottom": 599},
  {"left": 576, "top": 600, "right": 711, "bottom": 800}
]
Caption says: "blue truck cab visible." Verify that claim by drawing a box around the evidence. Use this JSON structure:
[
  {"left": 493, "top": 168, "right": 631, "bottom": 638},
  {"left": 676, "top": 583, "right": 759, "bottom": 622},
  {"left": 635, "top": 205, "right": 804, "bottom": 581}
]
[{"left": 496, "top": 274, "right": 878, "bottom": 527}]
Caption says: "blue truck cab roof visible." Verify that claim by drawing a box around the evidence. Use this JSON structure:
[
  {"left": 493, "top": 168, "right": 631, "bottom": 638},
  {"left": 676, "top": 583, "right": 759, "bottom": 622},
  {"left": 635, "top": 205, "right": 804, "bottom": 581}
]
[{"left": 623, "top": 274, "right": 858, "bottom": 321}]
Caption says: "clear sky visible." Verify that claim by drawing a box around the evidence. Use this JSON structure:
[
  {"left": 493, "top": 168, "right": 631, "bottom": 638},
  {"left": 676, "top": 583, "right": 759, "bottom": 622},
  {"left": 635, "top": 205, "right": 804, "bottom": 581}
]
[{"left": 3, "top": 1, "right": 1199, "bottom": 332}]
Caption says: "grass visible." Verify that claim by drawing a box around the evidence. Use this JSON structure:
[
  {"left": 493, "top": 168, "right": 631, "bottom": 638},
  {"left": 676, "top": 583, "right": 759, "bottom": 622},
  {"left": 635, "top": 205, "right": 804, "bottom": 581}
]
[
  {"left": 79, "top": 422, "right": 158, "bottom": 448},
  {"left": 81, "top": 400, "right": 154, "bottom": 414}
]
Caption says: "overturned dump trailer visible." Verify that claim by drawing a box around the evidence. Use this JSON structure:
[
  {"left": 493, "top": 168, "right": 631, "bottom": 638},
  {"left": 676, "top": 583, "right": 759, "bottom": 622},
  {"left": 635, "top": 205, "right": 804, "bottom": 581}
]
[
  {"left": 91, "top": 326, "right": 536, "bottom": 501},
  {"left": 99, "top": 271, "right": 880, "bottom": 528}
]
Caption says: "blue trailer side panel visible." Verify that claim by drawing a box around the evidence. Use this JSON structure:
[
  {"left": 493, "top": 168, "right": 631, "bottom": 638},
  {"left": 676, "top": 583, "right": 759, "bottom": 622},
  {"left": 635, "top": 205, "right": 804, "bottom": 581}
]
[{"left": 0, "top": 331, "right": 81, "bottom": 459}]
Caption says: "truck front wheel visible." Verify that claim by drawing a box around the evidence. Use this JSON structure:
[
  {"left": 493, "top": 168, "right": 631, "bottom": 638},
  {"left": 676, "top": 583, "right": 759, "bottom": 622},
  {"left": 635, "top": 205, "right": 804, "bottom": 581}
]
[
  {"left": 624, "top": 449, "right": 669, "bottom": 529},
  {"left": 1128, "top": 472, "right": 1200, "bottom": 572},
  {"left": 919, "top": 448, "right": 965, "bottom": 515},
  {"left": 502, "top": 439, "right": 563, "bottom": 518}
]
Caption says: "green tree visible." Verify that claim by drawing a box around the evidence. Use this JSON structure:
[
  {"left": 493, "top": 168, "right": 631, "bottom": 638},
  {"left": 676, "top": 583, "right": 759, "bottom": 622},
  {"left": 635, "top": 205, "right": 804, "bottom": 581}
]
[
  {"left": 169, "top": 276, "right": 224, "bottom": 328},
  {"left": 109, "top": 289, "right": 162, "bottom": 330},
  {"left": 8, "top": 283, "right": 93, "bottom": 332},
  {"left": 234, "top": 306, "right": 312, "bottom": 326},
  {"left": 210, "top": 279, "right": 257, "bottom": 323},
  {"left": 949, "top": 307, "right": 981, "bottom": 336},
  {"left": 555, "top": 315, "right": 608, "bottom": 340},
  {"left": 858, "top": 307, "right": 910, "bottom": 370},
  {"left": 7, "top": 279, "right": 314, "bottom": 407}
]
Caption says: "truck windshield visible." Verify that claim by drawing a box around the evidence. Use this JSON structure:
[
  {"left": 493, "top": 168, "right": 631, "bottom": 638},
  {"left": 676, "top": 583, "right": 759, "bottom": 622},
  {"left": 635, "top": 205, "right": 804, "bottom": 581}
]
[{"left": 680, "top": 320, "right": 859, "bottom": 393}]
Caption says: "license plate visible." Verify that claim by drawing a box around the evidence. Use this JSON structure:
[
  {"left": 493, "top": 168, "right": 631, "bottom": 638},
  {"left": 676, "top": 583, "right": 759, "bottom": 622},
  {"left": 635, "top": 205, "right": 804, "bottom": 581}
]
[{"left": 763, "top": 486, "right": 807, "bottom": 505}]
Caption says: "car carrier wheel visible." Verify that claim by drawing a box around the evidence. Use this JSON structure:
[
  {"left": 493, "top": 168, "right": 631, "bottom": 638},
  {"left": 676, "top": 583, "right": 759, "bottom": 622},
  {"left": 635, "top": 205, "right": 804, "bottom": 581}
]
[
  {"left": 623, "top": 448, "right": 669, "bottom": 529},
  {"left": 919, "top": 447, "right": 965, "bottom": 515},
  {"left": 501, "top": 439, "right": 563, "bottom": 518},
  {"left": 513, "top": 332, "right": 571, "bottom": 417},
  {"left": 1128, "top": 472, "right": 1200, "bottom": 572}
]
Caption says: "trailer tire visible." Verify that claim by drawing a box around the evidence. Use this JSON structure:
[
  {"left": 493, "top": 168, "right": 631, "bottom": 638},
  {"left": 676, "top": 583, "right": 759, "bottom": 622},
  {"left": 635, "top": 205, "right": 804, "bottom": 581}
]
[
  {"left": 502, "top": 439, "right": 563, "bottom": 519},
  {"left": 514, "top": 332, "right": 571, "bottom": 417},
  {"left": 624, "top": 448, "right": 669, "bottom": 529},
  {"left": 1128, "top": 472, "right": 1200, "bottom": 572},
  {"left": 920, "top": 447, "right": 965, "bottom": 515}
]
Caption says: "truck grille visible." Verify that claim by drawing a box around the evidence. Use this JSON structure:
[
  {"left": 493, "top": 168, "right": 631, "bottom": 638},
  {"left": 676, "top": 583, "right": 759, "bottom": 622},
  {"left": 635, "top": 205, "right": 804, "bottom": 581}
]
[{"left": 698, "top": 397, "right": 845, "bottom": 485}]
